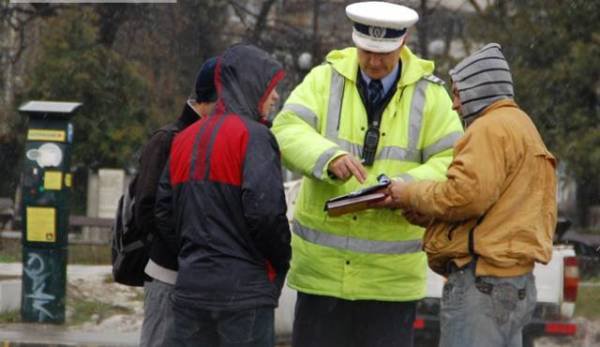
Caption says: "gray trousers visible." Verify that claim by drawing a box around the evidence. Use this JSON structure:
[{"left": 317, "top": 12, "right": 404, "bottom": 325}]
[
  {"left": 440, "top": 263, "right": 536, "bottom": 347},
  {"left": 140, "top": 279, "right": 174, "bottom": 347}
]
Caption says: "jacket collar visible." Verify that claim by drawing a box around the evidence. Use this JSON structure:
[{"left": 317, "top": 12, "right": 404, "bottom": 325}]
[
  {"left": 467, "top": 99, "right": 519, "bottom": 127},
  {"left": 480, "top": 99, "right": 518, "bottom": 116},
  {"left": 325, "top": 46, "right": 435, "bottom": 88}
]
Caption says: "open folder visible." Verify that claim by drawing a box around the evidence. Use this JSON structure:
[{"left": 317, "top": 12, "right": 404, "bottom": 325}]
[{"left": 324, "top": 174, "right": 391, "bottom": 217}]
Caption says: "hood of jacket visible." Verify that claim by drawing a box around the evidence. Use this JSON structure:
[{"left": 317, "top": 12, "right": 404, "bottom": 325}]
[
  {"left": 325, "top": 46, "right": 434, "bottom": 87},
  {"left": 449, "top": 43, "right": 514, "bottom": 125},
  {"left": 215, "top": 43, "right": 284, "bottom": 121}
]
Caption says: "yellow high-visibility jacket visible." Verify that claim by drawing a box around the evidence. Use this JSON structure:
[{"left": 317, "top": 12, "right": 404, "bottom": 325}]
[{"left": 272, "top": 46, "right": 463, "bottom": 301}]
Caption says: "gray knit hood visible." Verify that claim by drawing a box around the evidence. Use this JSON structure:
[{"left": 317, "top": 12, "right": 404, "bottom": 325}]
[{"left": 449, "top": 43, "right": 514, "bottom": 125}]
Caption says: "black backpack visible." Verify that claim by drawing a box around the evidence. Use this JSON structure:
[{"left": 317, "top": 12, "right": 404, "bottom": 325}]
[{"left": 111, "top": 124, "right": 179, "bottom": 286}]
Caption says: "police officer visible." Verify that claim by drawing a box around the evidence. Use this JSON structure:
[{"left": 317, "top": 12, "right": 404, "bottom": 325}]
[{"left": 271, "top": 1, "right": 463, "bottom": 346}]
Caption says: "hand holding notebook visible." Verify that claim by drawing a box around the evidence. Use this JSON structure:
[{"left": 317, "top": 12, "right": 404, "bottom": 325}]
[{"left": 324, "top": 174, "right": 391, "bottom": 217}]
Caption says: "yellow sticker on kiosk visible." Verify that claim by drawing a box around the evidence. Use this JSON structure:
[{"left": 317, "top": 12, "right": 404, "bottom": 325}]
[
  {"left": 27, "top": 129, "right": 66, "bottom": 142},
  {"left": 26, "top": 207, "right": 56, "bottom": 242},
  {"left": 65, "top": 173, "right": 72, "bottom": 187},
  {"left": 44, "top": 171, "right": 63, "bottom": 190}
]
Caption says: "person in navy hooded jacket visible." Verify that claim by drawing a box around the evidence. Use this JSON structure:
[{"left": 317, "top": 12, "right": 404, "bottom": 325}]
[{"left": 157, "top": 43, "right": 291, "bottom": 347}]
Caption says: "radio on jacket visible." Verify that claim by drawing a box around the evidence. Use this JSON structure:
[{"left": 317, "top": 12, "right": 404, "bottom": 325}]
[{"left": 361, "top": 126, "right": 379, "bottom": 166}]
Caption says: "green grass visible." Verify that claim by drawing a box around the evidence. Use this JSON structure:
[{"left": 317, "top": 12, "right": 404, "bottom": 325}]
[
  {"left": 68, "top": 244, "right": 111, "bottom": 264},
  {"left": 67, "top": 297, "right": 132, "bottom": 326},
  {"left": 574, "top": 284, "right": 600, "bottom": 319},
  {"left": 0, "top": 286, "right": 134, "bottom": 326},
  {"left": 0, "top": 238, "right": 111, "bottom": 264},
  {"left": 0, "top": 310, "right": 20, "bottom": 323},
  {"left": 0, "top": 298, "right": 133, "bottom": 325},
  {"left": 0, "top": 253, "right": 19, "bottom": 263},
  {"left": 576, "top": 227, "right": 600, "bottom": 235}
]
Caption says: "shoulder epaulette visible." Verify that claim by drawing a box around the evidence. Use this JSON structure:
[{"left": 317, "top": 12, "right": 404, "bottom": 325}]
[{"left": 422, "top": 75, "right": 445, "bottom": 85}]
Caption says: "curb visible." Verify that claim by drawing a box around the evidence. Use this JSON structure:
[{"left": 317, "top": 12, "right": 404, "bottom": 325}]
[{"left": 0, "top": 326, "right": 138, "bottom": 347}]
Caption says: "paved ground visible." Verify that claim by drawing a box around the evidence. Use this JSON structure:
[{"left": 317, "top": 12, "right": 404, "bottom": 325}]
[
  {"left": 0, "top": 263, "right": 294, "bottom": 346},
  {"left": 1, "top": 263, "right": 598, "bottom": 346},
  {"left": 0, "top": 263, "right": 141, "bottom": 346},
  {"left": 0, "top": 323, "right": 138, "bottom": 346}
]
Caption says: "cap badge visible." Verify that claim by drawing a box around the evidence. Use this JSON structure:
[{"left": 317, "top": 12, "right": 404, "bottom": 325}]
[{"left": 368, "top": 26, "right": 387, "bottom": 39}]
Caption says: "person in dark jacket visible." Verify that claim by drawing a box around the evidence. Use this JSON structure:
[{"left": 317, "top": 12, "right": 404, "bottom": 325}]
[
  {"left": 157, "top": 43, "right": 291, "bottom": 347},
  {"left": 137, "top": 57, "right": 218, "bottom": 347}
]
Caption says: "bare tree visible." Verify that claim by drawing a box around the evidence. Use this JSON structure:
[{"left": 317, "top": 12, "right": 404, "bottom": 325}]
[
  {"left": 0, "top": 1, "right": 59, "bottom": 64},
  {"left": 95, "top": 4, "right": 144, "bottom": 48},
  {"left": 0, "top": 1, "right": 60, "bottom": 135}
]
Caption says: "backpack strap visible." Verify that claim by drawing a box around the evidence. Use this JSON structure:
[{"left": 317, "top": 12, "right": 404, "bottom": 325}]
[
  {"left": 153, "top": 123, "right": 181, "bottom": 147},
  {"left": 122, "top": 233, "right": 154, "bottom": 253}
]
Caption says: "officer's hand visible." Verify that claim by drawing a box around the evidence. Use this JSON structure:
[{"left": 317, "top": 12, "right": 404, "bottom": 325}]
[
  {"left": 327, "top": 154, "right": 367, "bottom": 183},
  {"left": 403, "top": 209, "right": 432, "bottom": 228}
]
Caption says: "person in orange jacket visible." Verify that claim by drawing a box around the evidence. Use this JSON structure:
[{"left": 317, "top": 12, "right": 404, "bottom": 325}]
[{"left": 376, "top": 43, "right": 557, "bottom": 347}]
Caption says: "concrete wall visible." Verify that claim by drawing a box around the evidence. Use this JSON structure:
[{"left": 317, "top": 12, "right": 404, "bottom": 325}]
[{"left": 0, "top": 280, "right": 21, "bottom": 313}]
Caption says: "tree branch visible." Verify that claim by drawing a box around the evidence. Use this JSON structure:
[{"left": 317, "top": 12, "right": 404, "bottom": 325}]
[
  {"left": 251, "top": 0, "right": 277, "bottom": 43},
  {"left": 465, "top": 0, "right": 483, "bottom": 15},
  {"left": 225, "top": 0, "right": 253, "bottom": 32}
]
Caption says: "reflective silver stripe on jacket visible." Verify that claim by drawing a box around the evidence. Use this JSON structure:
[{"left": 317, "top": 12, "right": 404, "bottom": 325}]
[
  {"left": 293, "top": 220, "right": 423, "bottom": 255},
  {"left": 335, "top": 138, "right": 361, "bottom": 157},
  {"left": 407, "top": 79, "right": 429, "bottom": 158},
  {"left": 422, "top": 131, "right": 462, "bottom": 162},
  {"left": 326, "top": 69, "right": 345, "bottom": 139},
  {"left": 309, "top": 70, "right": 347, "bottom": 179},
  {"left": 282, "top": 103, "right": 318, "bottom": 130},
  {"left": 313, "top": 146, "right": 342, "bottom": 179},
  {"left": 308, "top": 69, "right": 456, "bottom": 177},
  {"left": 377, "top": 146, "right": 421, "bottom": 163},
  {"left": 324, "top": 70, "right": 437, "bottom": 164}
]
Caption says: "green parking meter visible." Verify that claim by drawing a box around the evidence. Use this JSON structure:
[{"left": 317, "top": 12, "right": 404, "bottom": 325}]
[{"left": 18, "top": 101, "right": 81, "bottom": 324}]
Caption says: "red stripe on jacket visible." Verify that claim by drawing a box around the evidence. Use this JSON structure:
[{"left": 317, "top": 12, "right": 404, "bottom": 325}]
[
  {"left": 208, "top": 115, "right": 248, "bottom": 186},
  {"left": 169, "top": 114, "right": 249, "bottom": 187},
  {"left": 192, "top": 115, "right": 222, "bottom": 181},
  {"left": 170, "top": 120, "right": 202, "bottom": 185}
]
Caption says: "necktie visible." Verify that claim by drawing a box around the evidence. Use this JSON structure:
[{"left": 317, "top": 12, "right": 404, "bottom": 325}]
[{"left": 368, "top": 79, "right": 383, "bottom": 106}]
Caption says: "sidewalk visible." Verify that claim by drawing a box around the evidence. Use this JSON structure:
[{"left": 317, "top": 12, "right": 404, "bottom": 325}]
[
  {"left": 0, "top": 323, "right": 139, "bottom": 346},
  {"left": 0, "top": 263, "right": 113, "bottom": 279},
  {"left": 0, "top": 263, "right": 295, "bottom": 346},
  {"left": 0, "top": 263, "right": 142, "bottom": 346}
]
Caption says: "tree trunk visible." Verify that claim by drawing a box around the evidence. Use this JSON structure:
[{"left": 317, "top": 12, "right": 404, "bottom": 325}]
[
  {"left": 576, "top": 175, "right": 600, "bottom": 228},
  {"left": 1, "top": 19, "right": 15, "bottom": 135},
  {"left": 312, "top": 0, "right": 321, "bottom": 62},
  {"left": 417, "top": 0, "right": 429, "bottom": 59},
  {"left": 251, "top": 0, "right": 277, "bottom": 43}
]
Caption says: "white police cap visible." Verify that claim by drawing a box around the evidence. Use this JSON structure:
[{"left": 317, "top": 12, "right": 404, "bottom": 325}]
[{"left": 346, "top": 1, "right": 419, "bottom": 53}]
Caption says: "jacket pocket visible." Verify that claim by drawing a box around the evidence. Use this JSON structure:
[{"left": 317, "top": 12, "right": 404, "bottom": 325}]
[{"left": 423, "top": 221, "right": 473, "bottom": 275}]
